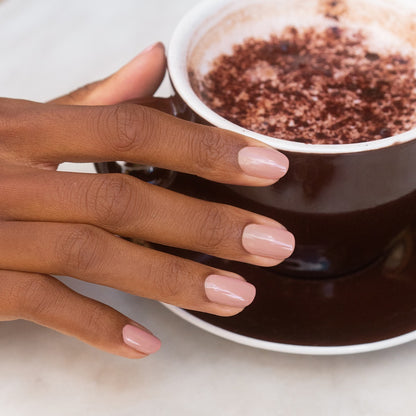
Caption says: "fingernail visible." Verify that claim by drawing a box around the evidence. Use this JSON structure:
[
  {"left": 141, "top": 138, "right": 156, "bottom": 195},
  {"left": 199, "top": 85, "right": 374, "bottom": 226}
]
[
  {"left": 122, "top": 324, "right": 161, "bottom": 355},
  {"left": 242, "top": 224, "right": 295, "bottom": 260},
  {"left": 141, "top": 41, "right": 163, "bottom": 55},
  {"left": 204, "top": 274, "right": 256, "bottom": 308},
  {"left": 238, "top": 147, "right": 289, "bottom": 180}
]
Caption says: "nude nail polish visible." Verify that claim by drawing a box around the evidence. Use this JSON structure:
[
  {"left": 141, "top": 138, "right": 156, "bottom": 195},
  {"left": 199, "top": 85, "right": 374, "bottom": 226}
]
[
  {"left": 204, "top": 274, "right": 256, "bottom": 308},
  {"left": 122, "top": 324, "right": 161, "bottom": 355},
  {"left": 238, "top": 147, "right": 289, "bottom": 179},
  {"left": 242, "top": 224, "right": 295, "bottom": 260}
]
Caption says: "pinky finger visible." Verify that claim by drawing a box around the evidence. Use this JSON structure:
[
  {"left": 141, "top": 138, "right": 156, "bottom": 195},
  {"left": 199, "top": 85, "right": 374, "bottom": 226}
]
[{"left": 1, "top": 270, "right": 161, "bottom": 358}]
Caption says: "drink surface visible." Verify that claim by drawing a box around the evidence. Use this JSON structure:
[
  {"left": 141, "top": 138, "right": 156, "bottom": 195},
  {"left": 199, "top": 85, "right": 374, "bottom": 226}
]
[{"left": 193, "top": 25, "right": 416, "bottom": 144}]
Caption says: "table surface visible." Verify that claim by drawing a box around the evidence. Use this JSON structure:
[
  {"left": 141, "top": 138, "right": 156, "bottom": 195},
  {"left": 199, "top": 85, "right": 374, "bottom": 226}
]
[{"left": 1, "top": 1, "right": 416, "bottom": 415}]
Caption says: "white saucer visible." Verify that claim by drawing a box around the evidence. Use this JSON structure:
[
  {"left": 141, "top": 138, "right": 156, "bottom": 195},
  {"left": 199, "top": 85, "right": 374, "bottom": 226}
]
[{"left": 162, "top": 303, "right": 416, "bottom": 355}]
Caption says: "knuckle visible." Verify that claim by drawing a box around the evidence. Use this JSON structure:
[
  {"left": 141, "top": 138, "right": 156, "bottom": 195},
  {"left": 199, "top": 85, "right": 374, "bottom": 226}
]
[
  {"left": 197, "top": 204, "right": 237, "bottom": 254},
  {"left": 55, "top": 225, "right": 104, "bottom": 275},
  {"left": 86, "top": 174, "right": 138, "bottom": 229},
  {"left": 0, "top": 99, "right": 23, "bottom": 130},
  {"left": 13, "top": 274, "right": 57, "bottom": 319},
  {"left": 192, "top": 128, "right": 227, "bottom": 170},
  {"left": 83, "top": 303, "right": 107, "bottom": 333},
  {"left": 154, "top": 258, "right": 186, "bottom": 300},
  {"left": 0, "top": 100, "right": 34, "bottom": 155},
  {"left": 111, "top": 103, "right": 153, "bottom": 153}
]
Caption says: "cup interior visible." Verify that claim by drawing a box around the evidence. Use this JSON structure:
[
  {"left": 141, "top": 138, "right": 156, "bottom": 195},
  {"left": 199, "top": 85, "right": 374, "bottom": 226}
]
[{"left": 168, "top": 0, "right": 416, "bottom": 153}]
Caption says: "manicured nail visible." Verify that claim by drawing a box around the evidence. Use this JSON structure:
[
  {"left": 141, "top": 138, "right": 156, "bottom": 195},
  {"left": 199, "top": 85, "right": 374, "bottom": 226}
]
[
  {"left": 122, "top": 324, "right": 161, "bottom": 355},
  {"left": 204, "top": 274, "right": 256, "bottom": 308},
  {"left": 242, "top": 224, "right": 295, "bottom": 260},
  {"left": 238, "top": 147, "right": 289, "bottom": 180}
]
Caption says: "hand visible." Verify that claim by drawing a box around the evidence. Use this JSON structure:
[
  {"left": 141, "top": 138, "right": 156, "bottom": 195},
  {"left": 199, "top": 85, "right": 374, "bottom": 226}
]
[{"left": 0, "top": 43, "right": 294, "bottom": 358}]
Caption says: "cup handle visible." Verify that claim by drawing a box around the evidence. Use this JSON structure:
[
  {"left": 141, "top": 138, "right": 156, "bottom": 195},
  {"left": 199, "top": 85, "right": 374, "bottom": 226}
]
[{"left": 94, "top": 94, "right": 195, "bottom": 187}]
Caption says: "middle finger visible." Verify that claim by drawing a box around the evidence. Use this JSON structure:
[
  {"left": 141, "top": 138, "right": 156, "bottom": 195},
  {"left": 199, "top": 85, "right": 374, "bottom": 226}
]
[{"left": 0, "top": 169, "right": 295, "bottom": 266}]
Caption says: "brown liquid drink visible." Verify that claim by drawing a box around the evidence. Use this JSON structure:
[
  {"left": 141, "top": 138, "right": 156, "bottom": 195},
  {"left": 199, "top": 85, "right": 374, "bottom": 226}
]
[{"left": 193, "top": 26, "right": 416, "bottom": 144}]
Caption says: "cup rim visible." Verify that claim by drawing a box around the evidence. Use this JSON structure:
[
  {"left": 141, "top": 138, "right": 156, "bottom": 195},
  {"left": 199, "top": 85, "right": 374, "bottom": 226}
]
[{"left": 168, "top": 0, "right": 416, "bottom": 154}]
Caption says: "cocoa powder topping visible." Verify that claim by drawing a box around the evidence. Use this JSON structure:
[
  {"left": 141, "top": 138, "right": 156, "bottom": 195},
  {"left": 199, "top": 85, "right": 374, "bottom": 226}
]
[{"left": 194, "top": 26, "right": 416, "bottom": 144}]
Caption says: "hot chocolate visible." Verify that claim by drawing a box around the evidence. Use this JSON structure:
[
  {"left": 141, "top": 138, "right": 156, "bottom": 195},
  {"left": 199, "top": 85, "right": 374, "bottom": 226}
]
[{"left": 193, "top": 25, "right": 416, "bottom": 144}]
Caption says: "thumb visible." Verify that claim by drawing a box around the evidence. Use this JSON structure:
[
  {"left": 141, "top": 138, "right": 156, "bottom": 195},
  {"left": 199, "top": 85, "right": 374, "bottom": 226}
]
[{"left": 50, "top": 42, "right": 166, "bottom": 106}]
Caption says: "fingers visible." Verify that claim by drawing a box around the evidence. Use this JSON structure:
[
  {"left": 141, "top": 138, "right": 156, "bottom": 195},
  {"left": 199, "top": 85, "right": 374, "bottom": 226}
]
[
  {"left": 0, "top": 169, "right": 295, "bottom": 266},
  {"left": 50, "top": 42, "right": 167, "bottom": 106},
  {"left": 0, "top": 221, "right": 255, "bottom": 316},
  {"left": 0, "top": 270, "right": 160, "bottom": 358},
  {"left": 0, "top": 98, "right": 288, "bottom": 186}
]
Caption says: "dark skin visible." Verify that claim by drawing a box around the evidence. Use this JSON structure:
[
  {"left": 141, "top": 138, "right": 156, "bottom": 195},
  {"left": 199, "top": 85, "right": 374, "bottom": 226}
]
[{"left": 0, "top": 43, "right": 293, "bottom": 358}]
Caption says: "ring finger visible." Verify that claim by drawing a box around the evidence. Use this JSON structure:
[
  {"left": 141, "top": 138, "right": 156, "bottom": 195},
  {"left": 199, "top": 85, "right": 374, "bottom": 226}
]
[{"left": 0, "top": 221, "right": 256, "bottom": 316}]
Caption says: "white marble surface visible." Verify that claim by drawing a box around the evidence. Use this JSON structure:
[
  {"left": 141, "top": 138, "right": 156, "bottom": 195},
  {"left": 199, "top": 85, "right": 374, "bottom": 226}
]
[{"left": 1, "top": 0, "right": 416, "bottom": 415}]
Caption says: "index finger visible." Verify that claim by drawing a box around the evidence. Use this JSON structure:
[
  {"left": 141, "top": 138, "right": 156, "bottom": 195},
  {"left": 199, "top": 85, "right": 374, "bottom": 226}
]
[{"left": 2, "top": 98, "right": 288, "bottom": 186}]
